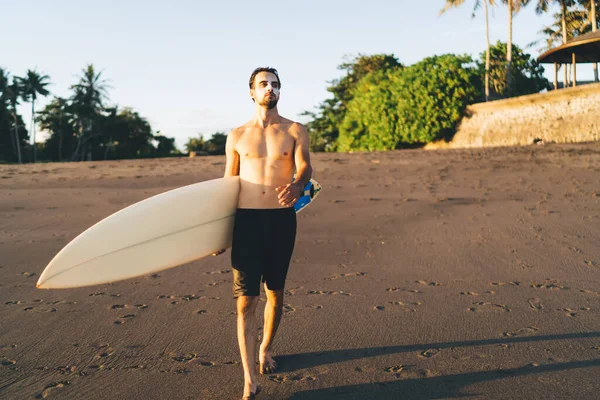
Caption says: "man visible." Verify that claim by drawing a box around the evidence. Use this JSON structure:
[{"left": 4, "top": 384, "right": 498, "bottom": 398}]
[{"left": 215, "top": 67, "right": 312, "bottom": 400}]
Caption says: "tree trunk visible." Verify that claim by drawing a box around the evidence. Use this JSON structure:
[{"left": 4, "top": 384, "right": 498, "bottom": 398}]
[
  {"left": 8, "top": 117, "right": 16, "bottom": 157},
  {"left": 592, "top": 0, "right": 598, "bottom": 82},
  {"left": 13, "top": 112, "right": 22, "bottom": 164},
  {"left": 31, "top": 99, "right": 37, "bottom": 163},
  {"left": 507, "top": 0, "right": 513, "bottom": 97},
  {"left": 484, "top": 0, "right": 491, "bottom": 101},
  {"left": 58, "top": 113, "right": 63, "bottom": 162}
]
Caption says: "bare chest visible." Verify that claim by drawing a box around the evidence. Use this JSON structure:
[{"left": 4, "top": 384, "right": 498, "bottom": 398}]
[{"left": 236, "top": 129, "right": 295, "bottom": 160}]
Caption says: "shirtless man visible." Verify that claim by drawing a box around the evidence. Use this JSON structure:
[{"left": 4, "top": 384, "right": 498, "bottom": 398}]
[{"left": 216, "top": 67, "right": 312, "bottom": 400}]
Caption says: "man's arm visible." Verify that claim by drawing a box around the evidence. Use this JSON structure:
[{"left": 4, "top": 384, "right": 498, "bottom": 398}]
[
  {"left": 224, "top": 129, "right": 240, "bottom": 177},
  {"left": 292, "top": 123, "right": 312, "bottom": 188},
  {"left": 277, "top": 123, "right": 313, "bottom": 207}
]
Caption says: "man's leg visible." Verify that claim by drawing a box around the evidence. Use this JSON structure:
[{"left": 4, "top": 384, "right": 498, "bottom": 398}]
[
  {"left": 259, "top": 285, "right": 284, "bottom": 374},
  {"left": 237, "top": 295, "right": 260, "bottom": 397}
]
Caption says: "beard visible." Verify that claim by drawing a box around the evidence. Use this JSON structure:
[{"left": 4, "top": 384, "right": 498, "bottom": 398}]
[{"left": 259, "top": 95, "right": 278, "bottom": 110}]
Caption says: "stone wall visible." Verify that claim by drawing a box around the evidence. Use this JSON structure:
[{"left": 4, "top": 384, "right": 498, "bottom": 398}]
[{"left": 444, "top": 82, "right": 600, "bottom": 148}]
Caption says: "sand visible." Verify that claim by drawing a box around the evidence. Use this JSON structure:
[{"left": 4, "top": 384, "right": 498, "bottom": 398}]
[{"left": 0, "top": 143, "right": 599, "bottom": 400}]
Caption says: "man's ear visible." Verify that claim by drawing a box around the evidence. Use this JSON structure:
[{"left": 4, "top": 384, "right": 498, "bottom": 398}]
[{"left": 249, "top": 89, "right": 255, "bottom": 102}]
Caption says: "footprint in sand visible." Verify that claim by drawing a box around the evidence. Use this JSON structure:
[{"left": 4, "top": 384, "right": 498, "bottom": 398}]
[
  {"left": 1, "top": 358, "right": 16, "bottom": 367},
  {"left": 469, "top": 302, "right": 510, "bottom": 312},
  {"left": 325, "top": 272, "right": 367, "bottom": 280},
  {"left": 530, "top": 280, "right": 568, "bottom": 290},
  {"left": 114, "top": 314, "right": 136, "bottom": 324},
  {"left": 181, "top": 294, "right": 203, "bottom": 301},
  {"left": 172, "top": 353, "right": 198, "bottom": 362},
  {"left": 560, "top": 307, "right": 590, "bottom": 318},
  {"left": 56, "top": 366, "right": 76, "bottom": 375},
  {"left": 528, "top": 298, "right": 544, "bottom": 310},
  {"left": 384, "top": 365, "right": 405, "bottom": 374},
  {"left": 307, "top": 290, "right": 351, "bottom": 296},
  {"left": 503, "top": 326, "right": 538, "bottom": 337},
  {"left": 491, "top": 281, "right": 520, "bottom": 287},
  {"left": 584, "top": 260, "right": 599, "bottom": 268},
  {"left": 206, "top": 279, "right": 227, "bottom": 287},
  {"left": 37, "top": 381, "right": 70, "bottom": 399},
  {"left": 89, "top": 292, "right": 121, "bottom": 297},
  {"left": 268, "top": 374, "right": 316, "bottom": 383},
  {"left": 24, "top": 307, "right": 57, "bottom": 313},
  {"left": 204, "top": 269, "right": 231, "bottom": 275},
  {"left": 415, "top": 280, "right": 441, "bottom": 286},
  {"left": 283, "top": 304, "right": 295, "bottom": 315},
  {"left": 304, "top": 305, "right": 323, "bottom": 310},
  {"left": 381, "top": 301, "right": 422, "bottom": 312},
  {"left": 387, "top": 287, "right": 421, "bottom": 293},
  {"left": 418, "top": 349, "right": 441, "bottom": 358}
]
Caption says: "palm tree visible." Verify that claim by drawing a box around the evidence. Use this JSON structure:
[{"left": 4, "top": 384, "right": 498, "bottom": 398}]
[
  {"left": 535, "top": 1, "right": 577, "bottom": 86},
  {"left": 21, "top": 69, "right": 51, "bottom": 163},
  {"left": 441, "top": 0, "right": 496, "bottom": 101},
  {"left": 502, "top": 0, "right": 532, "bottom": 96},
  {"left": 69, "top": 64, "right": 110, "bottom": 161},
  {"left": 6, "top": 77, "right": 24, "bottom": 164},
  {"left": 539, "top": 8, "right": 591, "bottom": 49}
]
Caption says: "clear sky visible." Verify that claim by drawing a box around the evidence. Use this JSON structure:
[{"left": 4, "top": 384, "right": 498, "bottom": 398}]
[{"left": 1, "top": 0, "right": 589, "bottom": 150}]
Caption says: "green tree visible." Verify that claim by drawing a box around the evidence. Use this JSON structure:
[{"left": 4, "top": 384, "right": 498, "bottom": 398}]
[
  {"left": 535, "top": 1, "right": 577, "bottom": 85},
  {"left": 153, "top": 132, "right": 177, "bottom": 157},
  {"left": 205, "top": 132, "right": 227, "bottom": 155},
  {"left": 303, "top": 54, "right": 402, "bottom": 151},
  {"left": 185, "top": 134, "right": 207, "bottom": 153},
  {"left": 484, "top": 41, "right": 551, "bottom": 97},
  {"left": 501, "top": 1, "right": 533, "bottom": 96},
  {"left": 21, "top": 69, "right": 51, "bottom": 163},
  {"left": 6, "top": 77, "right": 28, "bottom": 163},
  {"left": 70, "top": 64, "right": 110, "bottom": 161},
  {"left": 441, "top": 0, "right": 496, "bottom": 101},
  {"left": 578, "top": 0, "right": 599, "bottom": 81},
  {"left": 38, "top": 97, "right": 73, "bottom": 161},
  {"left": 338, "top": 54, "right": 483, "bottom": 151}
]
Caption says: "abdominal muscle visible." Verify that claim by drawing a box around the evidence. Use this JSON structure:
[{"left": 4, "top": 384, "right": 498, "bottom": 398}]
[{"left": 237, "top": 157, "right": 295, "bottom": 209}]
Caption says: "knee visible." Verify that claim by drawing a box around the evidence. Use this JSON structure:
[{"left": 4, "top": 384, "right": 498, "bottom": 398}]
[
  {"left": 237, "top": 296, "right": 259, "bottom": 316},
  {"left": 266, "top": 291, "right": 284, "bottom": 309}
]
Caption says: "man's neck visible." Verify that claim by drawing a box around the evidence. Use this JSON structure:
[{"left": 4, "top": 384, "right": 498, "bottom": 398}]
[{"left": 253, "top": 106, "right": 280, "bottom": 128}]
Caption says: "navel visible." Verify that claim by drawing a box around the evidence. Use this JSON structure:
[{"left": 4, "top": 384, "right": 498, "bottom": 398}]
[{"left": 283, "top": 152, "right": 288, "bottom": 156}]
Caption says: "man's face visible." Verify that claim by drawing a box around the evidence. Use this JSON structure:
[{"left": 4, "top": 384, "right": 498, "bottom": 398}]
[{"left": 251, "top": 71, "right": 280, "bottom": 109}]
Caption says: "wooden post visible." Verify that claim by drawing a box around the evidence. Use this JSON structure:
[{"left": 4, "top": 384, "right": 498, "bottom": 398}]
[
  {"left": 554, "top": 62, "right": 558, "bottom": 90},
  {"left": 572, "top": 53, "right": 577, "bottom": 87}
]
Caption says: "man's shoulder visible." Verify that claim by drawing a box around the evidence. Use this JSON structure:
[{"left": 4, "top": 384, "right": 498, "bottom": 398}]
[
  {"left": 229, "top": 123, "right": 252, "bottom": 140},
  {"left": 280, "top": 118, "right": 307, "bottom": 136}
]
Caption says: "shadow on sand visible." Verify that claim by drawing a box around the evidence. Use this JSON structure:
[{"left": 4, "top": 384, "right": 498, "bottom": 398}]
[{"left": 276, "top": 332, "right": 600, "bottom": 399}]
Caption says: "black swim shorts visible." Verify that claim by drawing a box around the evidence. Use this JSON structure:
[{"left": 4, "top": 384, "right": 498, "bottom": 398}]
[{"left": 231, "top": 208, "right": 297, "bottom": 297}]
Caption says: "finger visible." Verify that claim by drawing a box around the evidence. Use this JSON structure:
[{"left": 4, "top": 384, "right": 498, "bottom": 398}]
[
  {"left": 281, "top": 192, "right": 295, "bottom": 203},
  {"left": 280, "top": 196, "right": 297, "bottom": 206},
  {"left": 278, "top": 189, "right": 290, "bottom": 199},
  {"left": 275, "top": 184, "right": 289, "bottom": 192}
]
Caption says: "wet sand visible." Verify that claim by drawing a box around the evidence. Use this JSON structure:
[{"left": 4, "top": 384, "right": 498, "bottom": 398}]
[{"left": 1, "top": 142, "right": 599, "bottom": 399}]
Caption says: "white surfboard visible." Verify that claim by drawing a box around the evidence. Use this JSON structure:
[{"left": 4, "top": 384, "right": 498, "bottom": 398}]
[{"left": 37, "top": 177, "right": 322, "bottom": 289}]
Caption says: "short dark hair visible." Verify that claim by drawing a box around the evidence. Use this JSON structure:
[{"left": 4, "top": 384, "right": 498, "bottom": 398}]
[{"left": 249, "top": 67, "right": 281, "bottom": 89}]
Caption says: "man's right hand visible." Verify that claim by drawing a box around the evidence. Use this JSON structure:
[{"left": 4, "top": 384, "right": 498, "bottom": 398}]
[{"left": 212, "top": 249, "right": 226, "bottom": 256}]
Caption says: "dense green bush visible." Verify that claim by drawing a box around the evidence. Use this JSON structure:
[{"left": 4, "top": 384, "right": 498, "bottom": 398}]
[{"left": 338, "top": 54, "right": 483, "bottom": 151}]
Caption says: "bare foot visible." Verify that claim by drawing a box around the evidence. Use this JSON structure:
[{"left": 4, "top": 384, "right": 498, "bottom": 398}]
[
  {"left": 242, "top": 383, "right": 261, "bottom": 400},
  {"left": 259, "top": 351, "right": 277, "bottom": 374}
]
